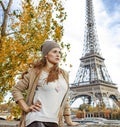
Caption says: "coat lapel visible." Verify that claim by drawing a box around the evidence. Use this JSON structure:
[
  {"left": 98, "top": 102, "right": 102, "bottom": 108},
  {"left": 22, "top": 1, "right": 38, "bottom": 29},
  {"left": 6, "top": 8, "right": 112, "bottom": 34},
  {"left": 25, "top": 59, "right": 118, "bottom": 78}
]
[{"left": 26, "top": 69, "right": 41, "bottom": 106}]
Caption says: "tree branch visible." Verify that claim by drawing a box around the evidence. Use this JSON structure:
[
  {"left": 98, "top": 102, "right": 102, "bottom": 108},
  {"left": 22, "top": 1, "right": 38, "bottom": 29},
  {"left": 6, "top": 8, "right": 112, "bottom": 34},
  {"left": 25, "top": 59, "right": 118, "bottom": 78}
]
[
  {"left": 5, "top": 31, "right": 21, "bottom": 36},
  {"left": 0, "top": 1, "right": 5, "bottom": 11},
  {"left": 1, "top": 0, "right": 13, "bottom": 37}
]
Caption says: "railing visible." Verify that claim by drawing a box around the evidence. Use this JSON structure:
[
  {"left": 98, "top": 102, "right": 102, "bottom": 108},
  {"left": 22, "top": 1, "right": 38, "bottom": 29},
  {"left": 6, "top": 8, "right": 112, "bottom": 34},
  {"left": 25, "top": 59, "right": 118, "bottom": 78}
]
[{"left": 0, "top": 120, "right": 19, "bottom": 127}]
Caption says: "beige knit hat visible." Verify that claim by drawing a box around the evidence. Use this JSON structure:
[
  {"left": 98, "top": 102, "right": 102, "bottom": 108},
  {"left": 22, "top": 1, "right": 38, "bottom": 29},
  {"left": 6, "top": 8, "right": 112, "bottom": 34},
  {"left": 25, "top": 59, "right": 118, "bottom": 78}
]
[{"left": 41, "top": 41, "right": 60, "bottom": 56}]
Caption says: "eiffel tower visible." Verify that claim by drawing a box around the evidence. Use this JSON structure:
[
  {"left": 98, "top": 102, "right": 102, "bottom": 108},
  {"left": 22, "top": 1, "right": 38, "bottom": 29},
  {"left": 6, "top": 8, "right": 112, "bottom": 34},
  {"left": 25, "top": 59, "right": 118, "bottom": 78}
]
[{"left": 70, "top": 0, "right": 120, "bottom": 108}]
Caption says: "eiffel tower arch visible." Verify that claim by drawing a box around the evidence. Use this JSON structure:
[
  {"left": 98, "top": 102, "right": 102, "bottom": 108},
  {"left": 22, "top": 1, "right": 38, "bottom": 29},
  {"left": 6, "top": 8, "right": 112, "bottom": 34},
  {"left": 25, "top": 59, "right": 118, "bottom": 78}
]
[{"left": 70, "top": 0, "right": 120, "bottom": 108}]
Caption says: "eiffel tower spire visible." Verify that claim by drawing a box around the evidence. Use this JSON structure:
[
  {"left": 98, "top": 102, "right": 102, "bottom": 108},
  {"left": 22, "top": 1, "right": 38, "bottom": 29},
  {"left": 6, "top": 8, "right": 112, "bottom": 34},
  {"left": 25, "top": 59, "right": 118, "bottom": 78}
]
[
  {"left": 73, "top": 0, "right": 113, "bottom": 85},
  {"left": 70, "top": 0, "right": 120, "bottom": 108},
  {"left": 82, "top": 0, "right": 101, "bottom": 56}
]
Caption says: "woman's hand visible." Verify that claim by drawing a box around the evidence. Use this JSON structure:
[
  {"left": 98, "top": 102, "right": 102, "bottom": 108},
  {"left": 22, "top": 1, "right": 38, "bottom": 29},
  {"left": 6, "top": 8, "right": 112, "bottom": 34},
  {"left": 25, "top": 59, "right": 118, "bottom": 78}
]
[
  {"left": 27, "top": 100, "right": 42, "bottom": 113},
  {"left": 64, "top": 115, "right": 80, "bottom": 126},
  {"left": 67, "top": 121, "right": 80, "bottom": 126},
  {"left": 17, "top": 99, "right": 42, "bottom": 113}
]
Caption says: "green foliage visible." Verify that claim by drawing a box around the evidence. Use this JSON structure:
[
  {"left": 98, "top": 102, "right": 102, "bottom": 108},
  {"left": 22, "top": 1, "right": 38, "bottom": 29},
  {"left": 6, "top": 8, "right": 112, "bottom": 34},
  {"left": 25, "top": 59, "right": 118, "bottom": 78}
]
[{"left": 79, "top": 103, "right": 91, "bottom": 112}]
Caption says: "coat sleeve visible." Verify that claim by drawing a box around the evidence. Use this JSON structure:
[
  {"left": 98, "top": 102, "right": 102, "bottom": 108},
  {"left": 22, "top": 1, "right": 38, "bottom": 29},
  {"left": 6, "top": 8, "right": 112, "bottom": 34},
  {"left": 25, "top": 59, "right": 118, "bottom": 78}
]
[
  {"left": 63, "top": 97, "right": 73, "bottom": 124},
  {"left": 62, "top": 70, "right": 73, "bottom": 124},
  {"left": 62, "top": 70, "right": 71, "bottom": 116},
  {"left": 59, "top": 69, "right": 73, "bottom": 126},
  {"left": 11, "top": 70, "right": 31, "bottom": 102}
]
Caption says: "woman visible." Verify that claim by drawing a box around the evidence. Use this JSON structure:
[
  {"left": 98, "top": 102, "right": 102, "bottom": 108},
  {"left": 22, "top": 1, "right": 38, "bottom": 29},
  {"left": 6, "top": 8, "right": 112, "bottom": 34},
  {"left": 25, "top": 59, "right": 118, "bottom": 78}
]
[{"left": 12, "top": 41, "right": 79, "bottom": 127}]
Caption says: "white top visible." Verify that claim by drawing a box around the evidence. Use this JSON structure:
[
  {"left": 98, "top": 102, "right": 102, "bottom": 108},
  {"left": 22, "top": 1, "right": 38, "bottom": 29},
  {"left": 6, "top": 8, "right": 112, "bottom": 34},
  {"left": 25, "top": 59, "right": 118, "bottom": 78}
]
[{"left": 26, "top": 71, "right": 67, "bottom": 126}]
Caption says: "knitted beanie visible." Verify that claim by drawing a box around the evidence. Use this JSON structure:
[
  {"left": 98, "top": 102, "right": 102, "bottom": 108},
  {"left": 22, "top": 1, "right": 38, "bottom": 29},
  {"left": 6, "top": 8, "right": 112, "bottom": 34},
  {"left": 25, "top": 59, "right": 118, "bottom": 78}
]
[{"left": 41, "top": 41, "right": 60, "bottom": 56}]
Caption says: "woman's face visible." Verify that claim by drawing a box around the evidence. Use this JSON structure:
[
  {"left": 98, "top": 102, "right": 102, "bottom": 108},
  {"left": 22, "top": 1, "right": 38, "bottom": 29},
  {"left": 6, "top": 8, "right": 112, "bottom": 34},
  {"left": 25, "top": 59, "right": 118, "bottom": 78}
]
[{"left": 45, "top": 47, "right": 61, "bottom": 65}]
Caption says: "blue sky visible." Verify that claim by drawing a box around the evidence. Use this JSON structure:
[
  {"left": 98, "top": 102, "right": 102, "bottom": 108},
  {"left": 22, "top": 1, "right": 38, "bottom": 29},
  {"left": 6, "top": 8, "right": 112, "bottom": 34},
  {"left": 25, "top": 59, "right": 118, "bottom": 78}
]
[
  {"left": 102, "top": 0, "right": 120, "bottom": 14},
  {"left": 102, "top": 0, "right": 120, "bottom": 29}
]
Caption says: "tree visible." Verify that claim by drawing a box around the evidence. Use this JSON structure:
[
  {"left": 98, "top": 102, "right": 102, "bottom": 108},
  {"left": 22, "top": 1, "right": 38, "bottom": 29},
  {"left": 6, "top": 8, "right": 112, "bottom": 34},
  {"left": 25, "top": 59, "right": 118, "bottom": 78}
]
[
  {"left": 79, "top": 103, "right": 90, "bottom": 112},
  {"left": 0, "top": 0, "right": 67, "bottom": 103},
  {"left": 0, "top": 0, "right": 14, "bottom": 102}
]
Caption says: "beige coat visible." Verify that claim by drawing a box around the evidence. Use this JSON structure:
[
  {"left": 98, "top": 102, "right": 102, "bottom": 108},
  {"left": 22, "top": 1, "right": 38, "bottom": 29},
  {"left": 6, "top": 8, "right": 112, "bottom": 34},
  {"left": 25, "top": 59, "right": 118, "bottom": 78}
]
[{"left": 12, "top": 68, "right": 71, "bottom": 127}]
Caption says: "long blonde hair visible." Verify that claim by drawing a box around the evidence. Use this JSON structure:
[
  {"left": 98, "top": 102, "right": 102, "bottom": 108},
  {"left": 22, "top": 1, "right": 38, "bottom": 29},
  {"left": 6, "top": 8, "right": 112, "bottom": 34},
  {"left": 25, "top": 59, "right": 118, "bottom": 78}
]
[{"left": 32, "top": 57, "right": 63, "bottom": 83}]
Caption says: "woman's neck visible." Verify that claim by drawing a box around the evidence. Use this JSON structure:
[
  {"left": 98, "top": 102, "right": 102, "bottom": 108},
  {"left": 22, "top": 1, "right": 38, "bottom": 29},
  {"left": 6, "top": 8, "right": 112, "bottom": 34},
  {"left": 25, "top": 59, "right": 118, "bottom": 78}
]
[{"left": 43, "top": 62, "right": 54, "bottom": 72}]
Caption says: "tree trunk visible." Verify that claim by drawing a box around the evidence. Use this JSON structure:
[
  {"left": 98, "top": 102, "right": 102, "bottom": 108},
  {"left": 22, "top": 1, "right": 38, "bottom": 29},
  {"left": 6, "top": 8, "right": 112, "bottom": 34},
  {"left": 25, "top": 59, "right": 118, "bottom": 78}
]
[{"left": 0, "top": 0, "right": 13, "bottom": 50}]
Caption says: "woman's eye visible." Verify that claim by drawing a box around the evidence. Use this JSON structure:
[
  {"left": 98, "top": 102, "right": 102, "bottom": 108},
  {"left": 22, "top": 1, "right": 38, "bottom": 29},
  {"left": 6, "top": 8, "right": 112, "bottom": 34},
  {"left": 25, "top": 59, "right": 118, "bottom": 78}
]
[
  {"left": 58, "top": 51, "right": 61, "bottom": 55},
  {"left": 53, "top": 50, "right": 61, "bottom": 54},
  {"left": 53, "top": 50, "right": 57, "bottom": 53}
]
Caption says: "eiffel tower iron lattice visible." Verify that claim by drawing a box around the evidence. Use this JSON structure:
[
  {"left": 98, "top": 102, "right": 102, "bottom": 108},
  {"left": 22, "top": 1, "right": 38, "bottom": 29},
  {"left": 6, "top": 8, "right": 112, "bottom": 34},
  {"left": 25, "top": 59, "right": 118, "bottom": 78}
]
[{"left": 70, "top": 0, "right": 120, "bottom": 108}]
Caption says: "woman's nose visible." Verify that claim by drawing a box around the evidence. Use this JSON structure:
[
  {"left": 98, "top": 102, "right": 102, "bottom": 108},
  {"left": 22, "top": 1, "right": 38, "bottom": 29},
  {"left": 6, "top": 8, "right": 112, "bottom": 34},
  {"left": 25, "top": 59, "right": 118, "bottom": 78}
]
[{"left": 56, "top": 52, "right": 60, "bottom": 57}]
